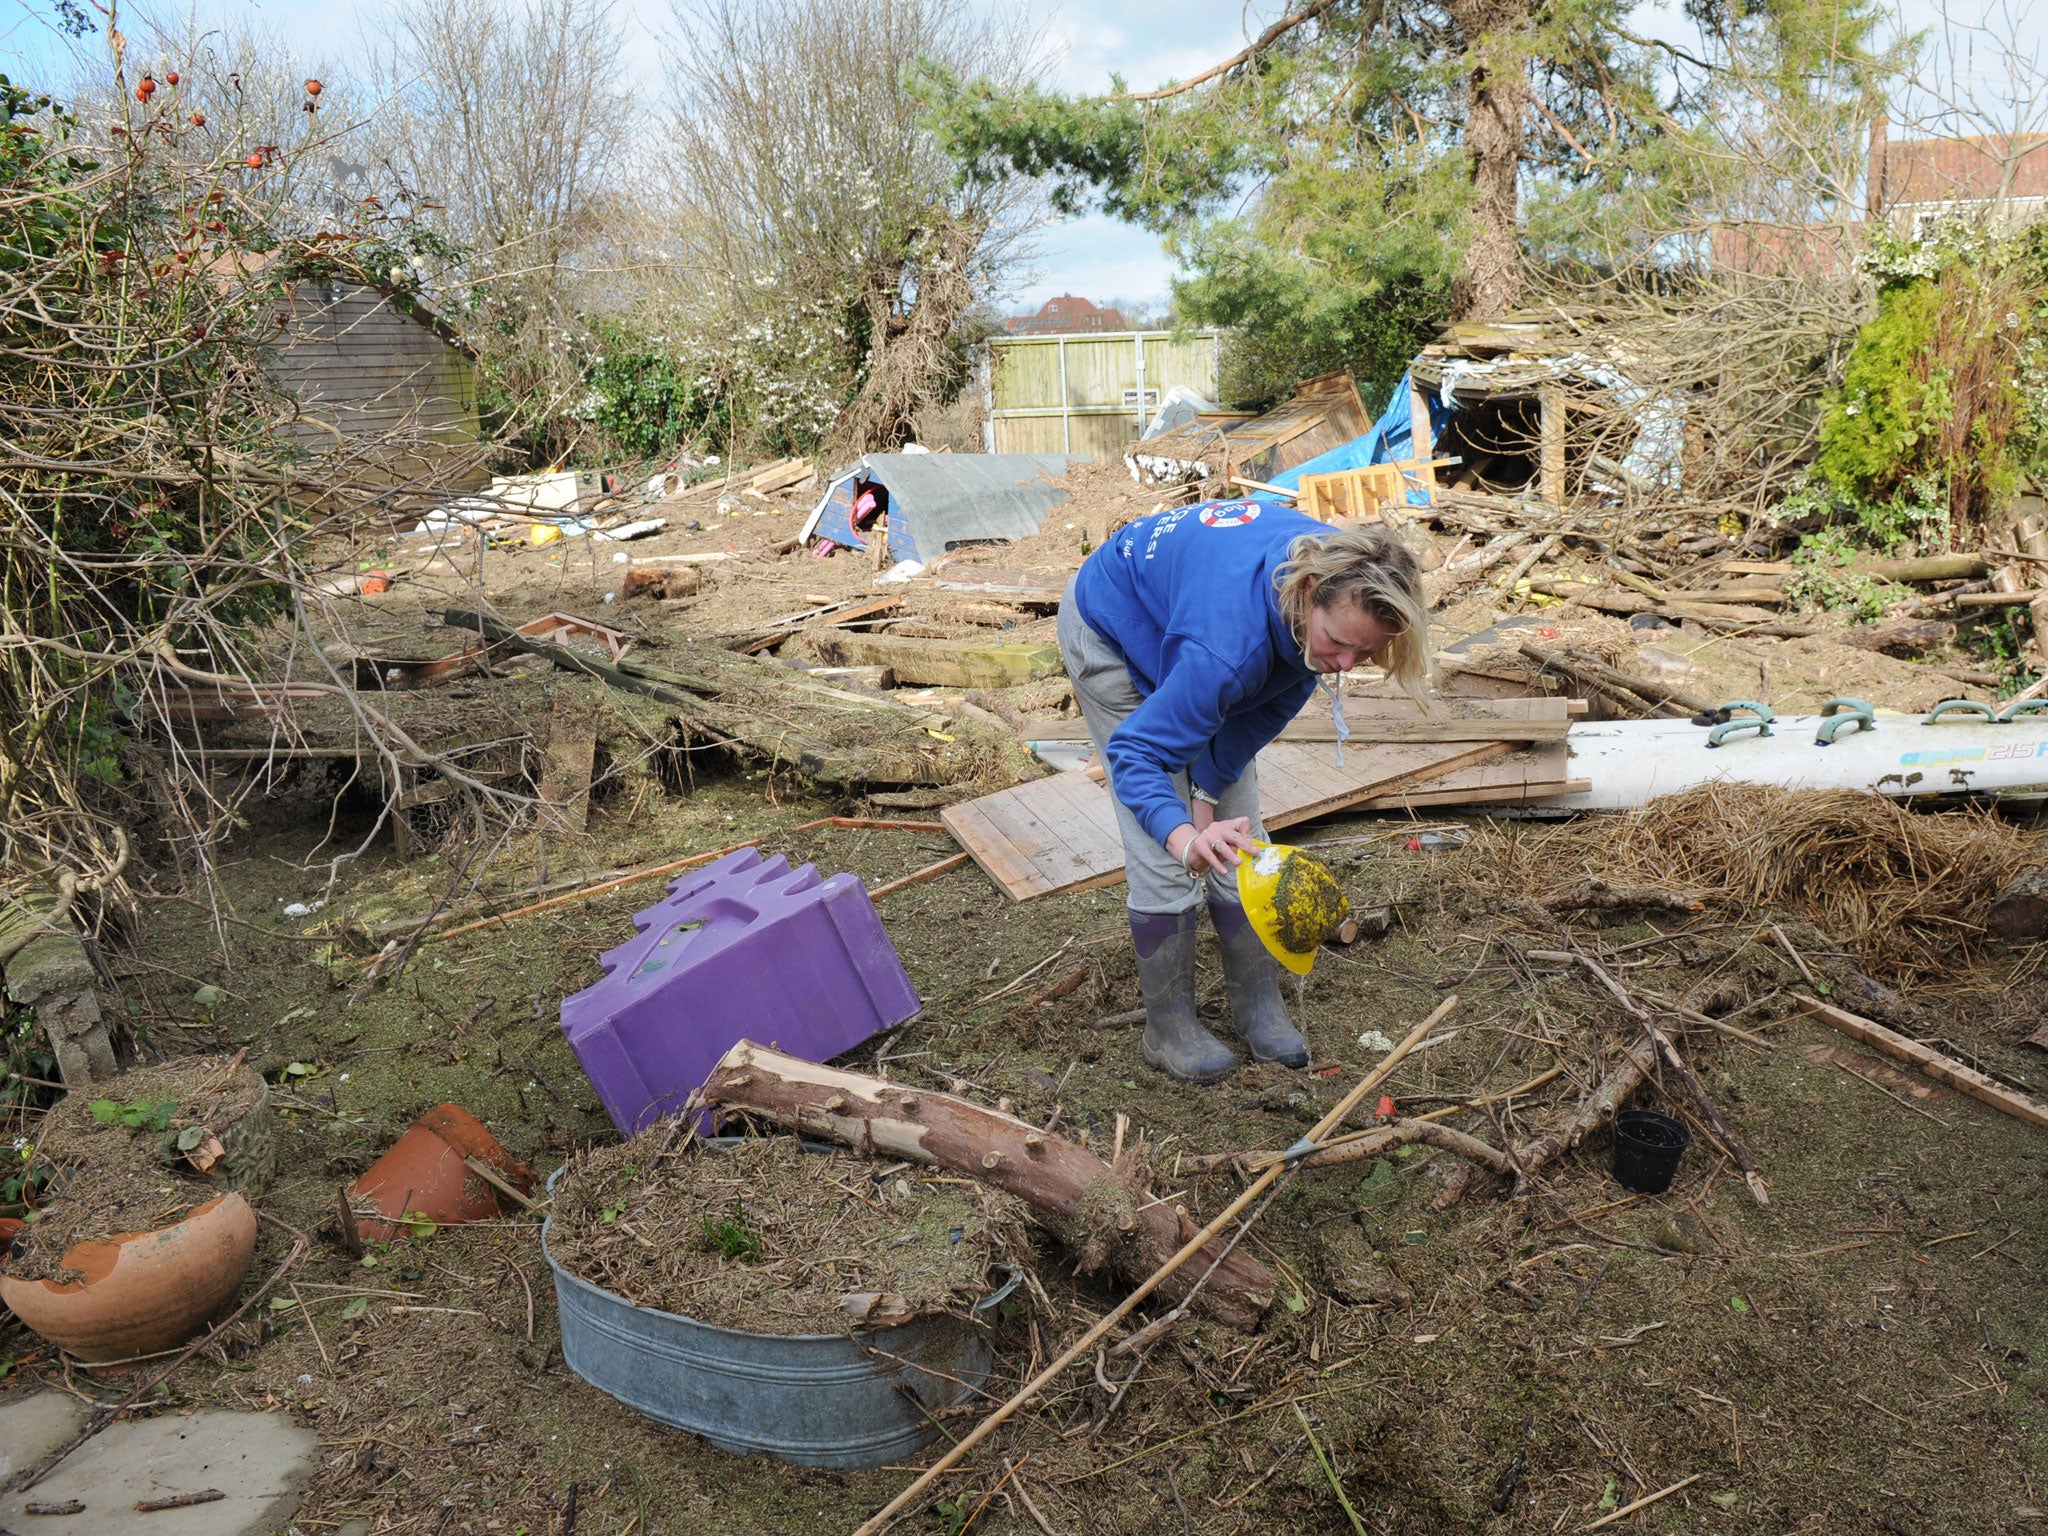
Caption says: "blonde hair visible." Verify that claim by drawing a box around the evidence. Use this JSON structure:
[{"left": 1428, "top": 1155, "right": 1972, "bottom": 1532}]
[{"left": 1273, "top": 523, "right": 1432, "bottom": 699}]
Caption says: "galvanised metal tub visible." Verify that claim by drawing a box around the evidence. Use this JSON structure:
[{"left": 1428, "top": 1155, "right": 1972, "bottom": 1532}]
[{"left": 541, "top": 1167, "right": 1008, "bottom": 1469}]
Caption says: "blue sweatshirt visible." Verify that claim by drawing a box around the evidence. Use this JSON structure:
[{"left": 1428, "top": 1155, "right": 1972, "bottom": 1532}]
[{"left": 1070, "top": 500, "right": 1330, "bottom": 848}]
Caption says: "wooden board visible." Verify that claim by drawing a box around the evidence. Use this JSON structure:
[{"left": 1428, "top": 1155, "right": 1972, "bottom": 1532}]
[
  {"left": 1018, "top": 694, "right": 1570, "bottom": 745},
  {"left": 945, "top": 738, "right": 1508, "bottom": 902},
  {"left": 1800, "top": 997, "right": 2048, "bottom": 1132},
  {"left": 1019, "top": 714, "right": 1566, "bottom": 745},
  {"left": 1355, "top": 741, "right": 1582, "bottom": 808}
]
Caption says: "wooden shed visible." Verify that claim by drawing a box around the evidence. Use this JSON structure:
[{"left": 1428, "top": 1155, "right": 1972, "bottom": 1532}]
[{"left": 267, "top": 279, "right": 486, "bottom": 492}]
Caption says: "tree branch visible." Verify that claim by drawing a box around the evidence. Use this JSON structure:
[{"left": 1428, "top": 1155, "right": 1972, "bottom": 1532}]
[{"left": 1108, "top": 0, "right": 1347, "bottom": 102}]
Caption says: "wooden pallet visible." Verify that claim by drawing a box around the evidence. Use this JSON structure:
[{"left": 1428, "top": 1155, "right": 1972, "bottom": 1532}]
[
  {"left": 944, "top": 738, "right": 1510, "bottom": 902},
  {"left": 1294, "top": 456, "right": 1452, "bottom": 519}
]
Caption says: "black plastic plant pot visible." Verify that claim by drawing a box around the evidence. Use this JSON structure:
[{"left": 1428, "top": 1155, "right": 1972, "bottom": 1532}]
[{"left": 1612, "top": 1109, "right": 1691, "bottom": 1194}]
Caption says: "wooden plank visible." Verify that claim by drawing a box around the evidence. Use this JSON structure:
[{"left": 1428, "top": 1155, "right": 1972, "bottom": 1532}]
[
  {"left": 1354, "top": 742, "right": 1571, "bottom": 807},
  {"left": 1363, "top": 777, "right": 1586, "bottom": 808},
  {"left": 950, "top": 737, "right": 1511, "bottom": 902},
  {"left": 1017, "top": 713, "right": 1566, "bottom": 745},
  {"left": 1261, "top": 741, "right": 1507, "bottom": 827},
  {"left": 998, "top": 781, "right": 1124, "bottom": 887},
  {"left": 1799, "top": 997, "right": 2048, "bottom": 1132},
  {"left": 942, "top": 798, "right": 1052, "bottom": 900}
]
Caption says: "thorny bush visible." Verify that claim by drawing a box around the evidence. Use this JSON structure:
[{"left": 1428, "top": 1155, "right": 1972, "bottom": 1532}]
[{"left": 0, "top": 69, "right": 473, "bottom": 901}]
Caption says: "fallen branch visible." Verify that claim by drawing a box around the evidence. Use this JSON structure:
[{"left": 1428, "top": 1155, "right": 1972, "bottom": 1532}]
[
  {"left": 698, "top": 1042, "right": 1277, "bottom": 1330},
  {"left": 428, "top": 842, "right": 757, "bottom": 943},
  {"left": 1529, "top": 950, "right": 1769, "bottom": 1205},
  {"left": 1543, "top": 880, "right": 1706, "bottom": 915},
  {"left": 1180, "top": 1117, "right": 1513, "bottom": 1178},
  {"left": 868, "top": 851, "right": 972, "bottom": 899},
  {"left": 1517, "top": 643, "right": 1686, "bottom": 719},
  {"left": 844, "top": 999, "right": 1458, "bottom": 1536}
]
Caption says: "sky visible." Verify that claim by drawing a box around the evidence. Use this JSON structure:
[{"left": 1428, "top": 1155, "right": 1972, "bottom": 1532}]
[{"left": 0, "top": 0, "right": 2032, "bottom": 313}]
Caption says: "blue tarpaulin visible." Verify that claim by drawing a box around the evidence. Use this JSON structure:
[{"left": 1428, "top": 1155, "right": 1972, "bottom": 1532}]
[{"left": 1247, "top": 371, "right": 1452, "bottom": 507}]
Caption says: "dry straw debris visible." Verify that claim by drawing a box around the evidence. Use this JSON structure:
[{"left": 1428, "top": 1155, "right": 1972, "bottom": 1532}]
[{"left": 1471, "top": 782, "right": 2045, "bottom": 979}]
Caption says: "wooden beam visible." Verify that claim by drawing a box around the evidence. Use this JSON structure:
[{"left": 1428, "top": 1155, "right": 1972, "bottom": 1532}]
[
  {"left": 1538, "top": 382, "right": 1566, "bottom": 508},
  {"left": 1799, "top": 996, "right": 2048, "bottom": 1131},
  {"left": 787, "top": 633, "right": 1064, "bottom": 689},
  {"left": 1018, "top": 714, "right": 1566, "bottom": 744}
]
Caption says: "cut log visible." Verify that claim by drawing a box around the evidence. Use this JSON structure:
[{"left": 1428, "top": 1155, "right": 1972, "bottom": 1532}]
[
  {"left": 1837, "top": 618, "right": 1957, "bottom": 656},
  {"left": 1988, "top": 867, "right": 2048, "bottom": 941},
  {"left": 698, "top": 1041, "right": 1275, "bottom": 1331},
  {"left": 1855, "top": 553, "right": 1989, "bottom": 583},
  {"left": 788, "top": 632, "right": 1064, "bottom": 689},
  {"left": 1799, "top": 997, "right": 2048, "bottom": 1131}
]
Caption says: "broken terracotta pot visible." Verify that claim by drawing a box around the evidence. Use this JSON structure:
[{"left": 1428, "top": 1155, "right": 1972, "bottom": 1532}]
[
  {"left": 349, "top": 1103, "right": 535, "bottom": 1241},
  {"left": 0, "top": 1216, "right": 22, "bottom": 1302},
  {"left": 0, "top": 1193, "right": 257, "bottom": 1363}
]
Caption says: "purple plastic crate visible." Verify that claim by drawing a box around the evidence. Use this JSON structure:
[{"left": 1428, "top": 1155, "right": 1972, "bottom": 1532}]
[{"left": 559, "top": 847, "right": 920, "bottom": 1135}]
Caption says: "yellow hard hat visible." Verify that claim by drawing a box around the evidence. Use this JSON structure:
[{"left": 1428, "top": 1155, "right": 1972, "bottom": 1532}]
[{"left": 1234, "top": 840, "right": 1351, "bottom": 976}]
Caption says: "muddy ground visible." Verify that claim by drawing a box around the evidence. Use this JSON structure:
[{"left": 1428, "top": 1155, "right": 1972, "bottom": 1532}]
[{"left": 4, "top": 480, "right": 2048, "bottom": 1536}]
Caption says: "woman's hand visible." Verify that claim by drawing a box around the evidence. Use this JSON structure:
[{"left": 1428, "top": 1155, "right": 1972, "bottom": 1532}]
[{"left": 1166, "top": 816, "right": 1257, "bottom": 876}]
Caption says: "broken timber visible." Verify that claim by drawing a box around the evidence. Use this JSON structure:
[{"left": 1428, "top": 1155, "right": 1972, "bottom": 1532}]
[
  {"left": 947, "top": 739, "right": 1512, "bottom": 901},
  {"left": 1799, "top": 997, "right": 2048, "bottom": 1131},
  {"left": 698, "top": 1041, "right": 1275, "bottom": 1331},
  {"left": 443, "top": 608, "right": 1017, "bottom": 787}
]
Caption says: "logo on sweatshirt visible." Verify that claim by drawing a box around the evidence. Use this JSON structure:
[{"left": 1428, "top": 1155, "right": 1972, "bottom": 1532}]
[{"left": 1199, "top": 502, "right": 1261, "bottom": 528}]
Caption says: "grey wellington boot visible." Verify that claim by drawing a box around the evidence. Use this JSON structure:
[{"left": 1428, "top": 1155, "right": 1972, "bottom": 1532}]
[
  {"left": 1209, "top": 897, "right": 1310, "bottom": 1068},
  {"left": 1129, "top": 910, "right": 1237, "bottom": 1084}
]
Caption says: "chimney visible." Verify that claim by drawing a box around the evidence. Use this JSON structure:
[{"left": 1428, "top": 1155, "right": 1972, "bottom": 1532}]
[{"left": 1867, "top": 113, "right": 1889, "bottom": 222}]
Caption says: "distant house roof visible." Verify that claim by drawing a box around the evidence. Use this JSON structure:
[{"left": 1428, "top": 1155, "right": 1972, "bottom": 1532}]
[
  {"left": 1005, "top": 294, "right": 1132, "bottom": 336},
  {"left": 1880, "top": 132, "right": 2048, "bottom": 209}
]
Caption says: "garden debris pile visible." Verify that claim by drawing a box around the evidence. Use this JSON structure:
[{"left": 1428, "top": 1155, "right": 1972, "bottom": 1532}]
[{"left": 546, "top": 1129, "right": 1030, "bottom": 1333}]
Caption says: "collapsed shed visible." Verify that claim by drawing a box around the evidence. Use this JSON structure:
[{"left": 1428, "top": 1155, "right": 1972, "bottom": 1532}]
[
  {"left": 801, "top": 453, "right": 1083, "bottom": 567},
  {"left": 1127, "top": 373, "right": 1372, "bottom": 491},
  {"left": 1237, "top": 320, "right": 1686, "bottom": 515}
]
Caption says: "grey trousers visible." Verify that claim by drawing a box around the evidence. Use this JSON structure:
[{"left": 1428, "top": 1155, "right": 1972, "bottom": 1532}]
[{"left": 1058, "top": 583, "right": 1268, "bottom": 915}]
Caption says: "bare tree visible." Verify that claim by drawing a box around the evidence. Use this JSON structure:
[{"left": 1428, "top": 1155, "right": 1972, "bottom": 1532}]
[
  {"left": 359, "top": 0, "right": 639, "bottom": 425},
  {"left": 1520, "top": 12, "right": 1909, "bottom": 504},
  {"left": 654, "top": 0, "right": 1046, "bottom": 449}
]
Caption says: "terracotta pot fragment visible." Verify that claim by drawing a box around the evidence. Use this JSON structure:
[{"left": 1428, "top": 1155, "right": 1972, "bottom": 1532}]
[
  {"left": 349, "top": 1103, "right": 534, "bottom": 1240},
  {"left": 0, "top": 1194, "right": 257, "bottom": 1363}
]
